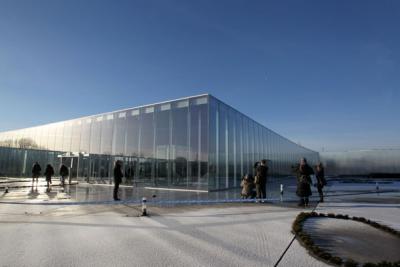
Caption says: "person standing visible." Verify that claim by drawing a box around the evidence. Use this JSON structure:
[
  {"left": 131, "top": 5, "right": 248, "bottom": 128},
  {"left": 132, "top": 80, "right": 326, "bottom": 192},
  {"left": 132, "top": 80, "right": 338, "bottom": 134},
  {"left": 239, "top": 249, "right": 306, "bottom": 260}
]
[
  {"left": 240, "top": 174, "right": 254, "bottom": 199},
  {"left": 113, "top": 160, "right": 123, "bottom": 201},
  {"left": 59, "top": 164, "right": 69, "bottom": 187},
  {"left": 293, "top": 158, "right": 314, "bottom": 207},
  {"left": 315, "top": 162, "right": 326, "bottom": 203},
  {"left": 31, "top": 162, "right": 41, "bottom": 184},
  {"left": 253, "top": 161, "right": 260, "bottom": 173},
  {"left": 255, "top": 159, "right": 268, "bottom": 202},
  {"left": 44, "top": 164, "right": 55, "bottom": 189}
]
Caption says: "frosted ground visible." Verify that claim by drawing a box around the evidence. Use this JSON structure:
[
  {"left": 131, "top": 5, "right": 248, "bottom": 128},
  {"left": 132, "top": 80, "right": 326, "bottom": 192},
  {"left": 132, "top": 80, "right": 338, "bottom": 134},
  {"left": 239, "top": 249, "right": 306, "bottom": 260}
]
[{"left": 0, "top": 179, "right": 399, "bottom": 267}]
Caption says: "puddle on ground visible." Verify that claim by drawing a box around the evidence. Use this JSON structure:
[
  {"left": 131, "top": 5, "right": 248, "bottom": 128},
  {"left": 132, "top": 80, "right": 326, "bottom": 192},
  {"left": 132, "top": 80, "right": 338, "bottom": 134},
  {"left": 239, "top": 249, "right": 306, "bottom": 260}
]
[{"left": 303, "top": 217, "right": 400, "bottom": 264}]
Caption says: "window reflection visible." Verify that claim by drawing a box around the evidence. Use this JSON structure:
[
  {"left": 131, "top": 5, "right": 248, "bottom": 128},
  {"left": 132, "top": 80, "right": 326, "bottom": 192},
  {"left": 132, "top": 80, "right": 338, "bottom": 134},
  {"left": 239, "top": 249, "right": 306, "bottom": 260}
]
[
  {"left": 207, "top": 98, "right": 217, "bottom": 190},
  {"left": 54, "top": 123, "right": 64, "bottom": 152},
  {"left": 126, "top": 110, "right": 140, "bottom": 157},
  {"left": 90, "top": 117, "right": 102, "bottom": 154},
  {"left": 101, "top": 114, "right": 113, "bottom": 155},
  {"left": 71, "top": 120, "right": 81, "bottom": 152},
  {"left": 155, "top": 105, "right": 170, "bottom": 186},
  {"left": 63, "top": 122, "right": 72, "bottom": 152},
  {"left": 112, "top": 112, "right": 126, "bottom": 156},
  {"left": 218, "top": 103, "right": 227, "bottom": 189},
  {"left": 80, "top": 119, "right": 91, "bottom": 153},
  {"left": 171, "top": 102, "right": 188, "bottom": 186},
  {"left": 139, "top": 108, "right": 154, "bottom": 184}
]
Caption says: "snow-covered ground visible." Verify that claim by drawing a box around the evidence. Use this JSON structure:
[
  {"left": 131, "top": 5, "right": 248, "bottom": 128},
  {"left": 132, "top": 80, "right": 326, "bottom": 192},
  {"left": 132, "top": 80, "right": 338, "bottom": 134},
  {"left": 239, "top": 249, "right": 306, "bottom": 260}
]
[
  {"left": 0, "top": 179, "right": 398, "bottom": 267},
  {"left": 0, "top": 203, "right": 330, "bottom": 267}
]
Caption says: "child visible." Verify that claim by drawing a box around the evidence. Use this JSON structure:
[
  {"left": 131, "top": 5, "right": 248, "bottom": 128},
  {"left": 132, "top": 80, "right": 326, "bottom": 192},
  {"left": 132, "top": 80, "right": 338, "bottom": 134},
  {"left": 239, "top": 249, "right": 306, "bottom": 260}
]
[{"left": 240, "top": 174, "right": 254, "bottom": 199}]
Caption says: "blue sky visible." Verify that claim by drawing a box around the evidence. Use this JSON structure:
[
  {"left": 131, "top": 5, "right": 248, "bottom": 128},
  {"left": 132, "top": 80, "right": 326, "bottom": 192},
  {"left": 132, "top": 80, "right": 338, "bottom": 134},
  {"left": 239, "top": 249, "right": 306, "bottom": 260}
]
[{"left": 0, "top": 0, "right": 399, "bottom": 152}]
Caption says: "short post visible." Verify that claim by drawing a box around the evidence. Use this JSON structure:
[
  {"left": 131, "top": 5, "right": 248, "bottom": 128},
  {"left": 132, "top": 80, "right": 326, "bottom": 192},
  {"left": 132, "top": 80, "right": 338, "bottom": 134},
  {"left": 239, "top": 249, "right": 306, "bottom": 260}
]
[
  {"left": 141, "top": 197, "right": 148, "bottom": 216},
  {"left": 5, "top": 186, "right": 9, "bottom": 193},
  {"left": 375, "top": 182, "right": 379, "bottom": 192},
  {"left": 280, "top": 184, "right": 284, "bottom": 202}
]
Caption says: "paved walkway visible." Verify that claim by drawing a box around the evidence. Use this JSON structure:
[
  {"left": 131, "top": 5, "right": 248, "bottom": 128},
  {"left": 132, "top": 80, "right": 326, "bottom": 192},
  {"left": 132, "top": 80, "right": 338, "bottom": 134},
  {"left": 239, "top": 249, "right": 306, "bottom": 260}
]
[{"left": 0, "top": 178, "right": 399, "bottom": 267}]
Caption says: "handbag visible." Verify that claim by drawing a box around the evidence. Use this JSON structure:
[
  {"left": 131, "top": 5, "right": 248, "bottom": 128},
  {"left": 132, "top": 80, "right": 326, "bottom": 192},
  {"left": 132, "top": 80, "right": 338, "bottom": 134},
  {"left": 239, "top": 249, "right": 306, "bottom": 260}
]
[{"left": 299, "top": 175, "right": 310, "bottom": 184}]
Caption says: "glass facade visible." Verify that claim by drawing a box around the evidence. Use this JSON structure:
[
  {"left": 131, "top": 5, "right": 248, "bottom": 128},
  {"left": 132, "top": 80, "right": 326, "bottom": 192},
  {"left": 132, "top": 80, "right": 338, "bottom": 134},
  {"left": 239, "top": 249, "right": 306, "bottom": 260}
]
[
  {"left": 207, "top": 96, "right": 318, "bottom": 190},
  {"left": 0, "top": 94, "right": 319, "bottom": 191}
]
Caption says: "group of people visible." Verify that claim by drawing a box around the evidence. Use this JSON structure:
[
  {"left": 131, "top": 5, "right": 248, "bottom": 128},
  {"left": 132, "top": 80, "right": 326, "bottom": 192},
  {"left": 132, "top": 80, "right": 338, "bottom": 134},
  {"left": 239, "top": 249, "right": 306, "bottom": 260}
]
[
  {"left": 31, "top": 162, "right": 70, "bottom": 189},
  {"left": 30, "top": 158, "right": 326, "bottom": 204},
  {"left": 292, "top": 158, "right": 326, "bottom": 207},
  {"left": 240, "top": 157, "right": 326, "bottom": 207},
  {"left": 30, "top": 160, "right": 123, "bottom": 200},
  {"left": 240, "top": 159, "right": 269, "bottom": 201}
]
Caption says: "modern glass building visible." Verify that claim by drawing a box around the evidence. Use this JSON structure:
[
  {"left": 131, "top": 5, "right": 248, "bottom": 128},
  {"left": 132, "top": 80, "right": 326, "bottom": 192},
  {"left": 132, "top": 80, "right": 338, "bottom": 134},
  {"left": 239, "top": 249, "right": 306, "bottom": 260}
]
[{"left": 0, "top": 94, "right": 318, "bottom": 191}]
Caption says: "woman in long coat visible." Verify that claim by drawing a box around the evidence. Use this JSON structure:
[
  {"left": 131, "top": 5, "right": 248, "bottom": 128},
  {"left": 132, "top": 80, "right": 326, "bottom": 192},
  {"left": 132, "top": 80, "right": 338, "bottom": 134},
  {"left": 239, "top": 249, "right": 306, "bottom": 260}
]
[{"left": 293, "top": 158, "right": 314, "bottom": 207}]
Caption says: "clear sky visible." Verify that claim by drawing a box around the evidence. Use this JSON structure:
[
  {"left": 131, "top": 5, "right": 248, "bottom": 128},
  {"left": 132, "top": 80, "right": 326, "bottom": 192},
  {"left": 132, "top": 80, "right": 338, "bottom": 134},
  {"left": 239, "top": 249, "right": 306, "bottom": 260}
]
[{"left": 0, "top": 0, "right": 399, "bottom": 152}]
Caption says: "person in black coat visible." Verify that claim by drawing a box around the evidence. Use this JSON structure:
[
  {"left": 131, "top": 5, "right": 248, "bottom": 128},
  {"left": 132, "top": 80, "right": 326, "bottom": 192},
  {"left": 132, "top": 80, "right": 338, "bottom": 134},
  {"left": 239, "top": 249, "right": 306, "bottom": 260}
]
[
  {"left": 59, "top": 164, "right": 69, "bottom": 186},
  {"left": 44, "top": 164, "right": 55, "bottom": 189},
  {"left": 292, "top": 158, "right": 314, "bottom": 207},
  {"left": 31, "top": 162, "right": 41, "bottom": 184},
  {"left": 113, "top": 160, "right": 124, "bottom": 201},
  {"left": 315, "top": 162, "right": 326, "bottom": 203},
  {"left": 255, "top": 159, "right": 269, "bottom": 202}
]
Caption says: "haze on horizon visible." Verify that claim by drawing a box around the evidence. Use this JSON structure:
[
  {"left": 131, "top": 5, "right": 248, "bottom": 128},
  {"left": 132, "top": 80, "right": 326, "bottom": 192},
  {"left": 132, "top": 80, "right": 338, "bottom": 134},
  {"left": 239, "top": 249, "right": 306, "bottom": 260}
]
[{"left": 0, "top": 0, "right": 399, "bottom": 152}]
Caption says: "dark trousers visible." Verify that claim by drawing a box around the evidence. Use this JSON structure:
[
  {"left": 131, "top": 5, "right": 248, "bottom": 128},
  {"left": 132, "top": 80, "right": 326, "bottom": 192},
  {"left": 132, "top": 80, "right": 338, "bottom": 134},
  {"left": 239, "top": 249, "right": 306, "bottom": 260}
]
[
  {"left": 46, "top": 177, "right": 52, "bottom": 187},
  {"left": 256, "top": 183, "right": 266, "bottom": 199},
  {"left": 32, "top": 175, "right": 39, "bottom": 182},
  {"left": 317, "top": 186, "right": 324, "bottom": 202},
  {"left": 113, "top": 182, "right": 120, "bottom": 200},
  {"left": 299, "top": 197, "right": 309, "bottom": 206}
]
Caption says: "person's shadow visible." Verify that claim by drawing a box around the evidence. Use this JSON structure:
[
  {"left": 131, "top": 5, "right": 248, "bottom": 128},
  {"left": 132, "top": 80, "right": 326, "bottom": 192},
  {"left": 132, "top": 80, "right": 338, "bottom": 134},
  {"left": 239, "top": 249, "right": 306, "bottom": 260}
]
[
  {"left": 28, "top": 185, "right": 39, "bottom": 199},
  {"left": 45, "top": 188, "right": 57, "bottom": 200}
]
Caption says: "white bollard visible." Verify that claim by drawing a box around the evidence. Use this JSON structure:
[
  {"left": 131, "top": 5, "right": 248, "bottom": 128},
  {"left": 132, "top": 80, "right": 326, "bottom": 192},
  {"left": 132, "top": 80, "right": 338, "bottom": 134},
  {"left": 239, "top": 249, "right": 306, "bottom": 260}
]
[{"left": 141, "top": 197, "right": 148, "bottom": 216}]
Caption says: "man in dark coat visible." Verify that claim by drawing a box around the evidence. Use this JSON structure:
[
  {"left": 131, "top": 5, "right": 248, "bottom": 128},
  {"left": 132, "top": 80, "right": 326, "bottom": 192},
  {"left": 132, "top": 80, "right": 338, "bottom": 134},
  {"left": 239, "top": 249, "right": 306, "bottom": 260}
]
[
  {"left": 113, "top": 160, "right": 123, "bottom": 201},
  {"left": 59, "top": 164, "right": 69, "bottom": 186},
  {"left": 32, "top": 162, "right": 41, "bottom": 184},
  {"left": 292, "top": 158, "right": 314, "bottom": 207},
  {"left": 255, "top": 159, "right": 268, "bottom": 202},
  {"left": 44, "top": 164, "right": 55, "bottom": 189}
]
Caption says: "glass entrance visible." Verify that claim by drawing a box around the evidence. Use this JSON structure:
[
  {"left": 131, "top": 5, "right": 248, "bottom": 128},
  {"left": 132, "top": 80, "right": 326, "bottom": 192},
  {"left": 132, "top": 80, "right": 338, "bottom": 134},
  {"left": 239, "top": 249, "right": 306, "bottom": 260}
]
[{"left": 59, "top": 154, "right": 79, "bottom": 184}]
